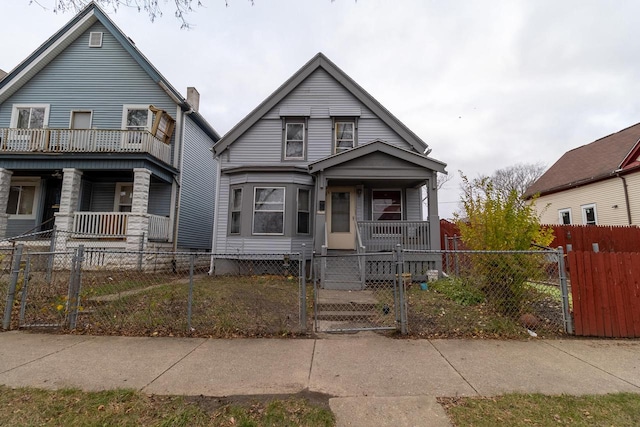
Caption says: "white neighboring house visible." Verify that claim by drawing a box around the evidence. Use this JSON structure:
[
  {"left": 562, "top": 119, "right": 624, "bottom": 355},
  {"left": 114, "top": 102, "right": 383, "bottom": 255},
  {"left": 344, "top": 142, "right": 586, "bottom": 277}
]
[{"left": 526, "top": 122, "right": 640, "bottom": 226}]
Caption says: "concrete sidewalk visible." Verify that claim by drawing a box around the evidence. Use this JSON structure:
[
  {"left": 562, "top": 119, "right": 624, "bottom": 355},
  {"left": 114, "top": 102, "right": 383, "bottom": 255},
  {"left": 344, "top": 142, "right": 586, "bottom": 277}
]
[{"left": 0, "top": 332, "right": 639, "bottom": 426}]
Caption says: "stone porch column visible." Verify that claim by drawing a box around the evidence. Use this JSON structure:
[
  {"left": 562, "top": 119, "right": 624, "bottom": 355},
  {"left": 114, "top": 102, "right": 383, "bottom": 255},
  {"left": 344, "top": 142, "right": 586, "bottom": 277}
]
[
  {"left": 53, "top": 168, "right": 83, "bottom": 251},
  {"left": 0, "top": 168, "right": 13, "bottom": 238},
  {"left": 126, "top": 168, "right": 151, "bottom": 252}
]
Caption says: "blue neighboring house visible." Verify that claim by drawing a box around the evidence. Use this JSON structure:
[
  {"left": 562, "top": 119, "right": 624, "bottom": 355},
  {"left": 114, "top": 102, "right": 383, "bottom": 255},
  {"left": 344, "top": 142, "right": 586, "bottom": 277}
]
[{"left": 0, "top": 2, "right": 219, "bottom": 254}]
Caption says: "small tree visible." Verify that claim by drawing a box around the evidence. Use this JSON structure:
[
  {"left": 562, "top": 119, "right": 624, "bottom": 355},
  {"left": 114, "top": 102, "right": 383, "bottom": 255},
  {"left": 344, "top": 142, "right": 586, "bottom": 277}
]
[{"left": 455, "top": 173, "right": 554, "bottom": 317}]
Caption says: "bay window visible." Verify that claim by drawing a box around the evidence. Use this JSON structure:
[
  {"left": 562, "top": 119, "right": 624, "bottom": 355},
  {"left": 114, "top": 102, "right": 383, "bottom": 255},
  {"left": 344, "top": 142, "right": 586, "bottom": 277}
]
[{"left": 253, "top": 187, "right": 285, "bottom": 235}]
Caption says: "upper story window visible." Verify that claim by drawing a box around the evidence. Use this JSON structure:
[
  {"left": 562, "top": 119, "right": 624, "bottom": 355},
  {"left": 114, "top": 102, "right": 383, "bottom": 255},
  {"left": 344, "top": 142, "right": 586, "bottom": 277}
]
[
  {"left": 122, "top": 105, "right": 175, "bottom": 145},
  {"left": 333, "top": 118, "right": 357, "bottom": 154},
  {"left": 11, "top": 105, "right": 50, "bottom": 129},
  {"left": 581, "top": 203, "right": 597, "bottom": 225},
  {"left": 297, "top": 188, "right": 311, "bottom": 234},
  {"left": 283, "top": 119, "right": 306, "bottom": 160},
  {"left": 372, "top": 189, "right": 402, "bottom": 221},
  {"left": 558, "top": 208, "right": 572, "bottom": 225}
]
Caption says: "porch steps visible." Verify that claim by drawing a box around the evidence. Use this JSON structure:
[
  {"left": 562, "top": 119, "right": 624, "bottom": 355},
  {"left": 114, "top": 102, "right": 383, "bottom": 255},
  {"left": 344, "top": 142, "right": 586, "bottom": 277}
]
[
  {"left": 315, "top": 289, "right": 380, "bottom": 324},
  {"left": 322, "top": 253, "right": 363, "bottom": 290}
]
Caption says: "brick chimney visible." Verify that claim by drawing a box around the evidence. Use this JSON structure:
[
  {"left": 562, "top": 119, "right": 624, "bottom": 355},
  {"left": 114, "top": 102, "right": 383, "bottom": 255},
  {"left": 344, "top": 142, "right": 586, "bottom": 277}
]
[{"left": 186, "top": 87, "right": 200, "bottom": 112}]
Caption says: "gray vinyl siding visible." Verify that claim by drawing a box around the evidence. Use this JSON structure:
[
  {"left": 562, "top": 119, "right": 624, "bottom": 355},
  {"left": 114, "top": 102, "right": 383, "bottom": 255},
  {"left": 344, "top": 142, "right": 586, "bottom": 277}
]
[
  {"left": 6, "top": 219, "right": 36, "bottom": 238},
  {"left": 89, "top": 182, "right": 116, "bottom": 211},
  {"left": 148, "top": 183, "right": 171, "bottom": 216},
  {"left": 0, "top": 21, "right": 177, "bottom": 155},
  {"left": 226, "top": 69, "right": 414, "bottom": 167},
  {"left": 405, "top": 188, "right": 422, "bottom": 221},
  {"left": 177, "top": 116, "right": 216, "bottom": 250}
]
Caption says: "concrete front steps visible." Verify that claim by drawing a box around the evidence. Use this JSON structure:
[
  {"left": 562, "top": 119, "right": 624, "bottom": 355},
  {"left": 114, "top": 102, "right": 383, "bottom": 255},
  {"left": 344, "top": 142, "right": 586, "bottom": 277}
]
[{"left": 315, "top": 289, "right": 395, "bottom": 332}]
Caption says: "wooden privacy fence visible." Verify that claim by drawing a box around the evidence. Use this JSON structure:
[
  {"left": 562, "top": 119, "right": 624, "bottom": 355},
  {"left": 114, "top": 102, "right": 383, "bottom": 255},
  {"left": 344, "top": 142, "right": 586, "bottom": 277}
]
[
  {"left": 568, "top": 251, "right": 640, "bottom": 338},
  {"left": 550, "top": 224, "right": 640, "bottom": 252}
]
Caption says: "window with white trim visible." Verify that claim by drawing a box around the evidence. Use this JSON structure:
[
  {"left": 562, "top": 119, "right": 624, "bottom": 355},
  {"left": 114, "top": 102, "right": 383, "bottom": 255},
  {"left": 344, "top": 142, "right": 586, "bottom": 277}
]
[
  {"left": 230, "top": 188, "right": 242, "bottom": 234},
  {"left": 253, "top": 187, "right": 285, "bottom": 235},
  {"left": 122, "top": 105, "right": 151, "bottom": 131},
  {"left": 284, "top": 120, "right": 305, "bottom": 160},
  {"left": 297, "top": 188, "right": 310, "bottom": 234},
  {"left": 6, "top": 179, "right": 40, "bottom": 218},
  {"left": 11, "top": 105, "right": 50, "bottom": 129},
  {"left": 372, "top": 190, "right": 402, "bottom": 221},
  {"left": 114, "top": 183, "right": 133, "bottom": 212},
  {"left": 334, "top": 120, "right": 355, "bottom": 153},
  {"left": 581, "top": 204, "right": 597, "bottom": 225},
  {"left": 558, "top": 208, "right": 572, "bottom": 225}
]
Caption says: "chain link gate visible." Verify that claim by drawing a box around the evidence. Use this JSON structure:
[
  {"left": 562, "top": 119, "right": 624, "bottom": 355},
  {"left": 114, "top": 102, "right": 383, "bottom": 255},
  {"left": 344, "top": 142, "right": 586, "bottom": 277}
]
[{"left": 313, "top": 246, "right": 407, "bottom": 333}]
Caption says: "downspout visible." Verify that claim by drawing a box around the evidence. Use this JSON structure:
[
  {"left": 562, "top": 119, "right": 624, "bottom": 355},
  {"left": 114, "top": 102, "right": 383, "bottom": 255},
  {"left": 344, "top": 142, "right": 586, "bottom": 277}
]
[
  {"left": 616, "top": 171, "right": 632, "bottom": 225},
  {"left": 172, "top": 108, "right": 191, "bottom": 251},
  {"left": 209, "top": 154, "right": 222, "bottom": 275}
]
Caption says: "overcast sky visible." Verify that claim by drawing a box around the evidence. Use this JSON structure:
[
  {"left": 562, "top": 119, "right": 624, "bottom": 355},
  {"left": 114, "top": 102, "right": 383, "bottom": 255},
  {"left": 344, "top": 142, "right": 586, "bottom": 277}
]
[{"left": 2, "top": 0, "right": 640, "bottom": 218}]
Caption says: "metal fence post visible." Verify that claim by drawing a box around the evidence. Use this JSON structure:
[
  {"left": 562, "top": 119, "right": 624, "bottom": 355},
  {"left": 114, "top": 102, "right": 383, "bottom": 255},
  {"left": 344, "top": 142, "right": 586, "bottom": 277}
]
[
  {"left": 396, "top": 244, "right": 408, "bottom": 335},
  {"left": 299, "top": 245, "right": 307, "bottom": 333},
  {"left": 46, "top": 225, "right": 56, "bottom": 284},
  {"left": 557, "top": 246, "right": 574, "bottom": 334},
  {"left": 18, "top": 253, "right": 32, "bottom": 326},
  {"left": 67, "top": 245, "right": 84, "bottom": 330},
  {"left": 187, "top": 254, "right": 195, "bottom": 331},
  {"left": 3, "top": 244, "right": 23, "bottom": 330},
  {"left": 453, "top": 235, "right": 460, "bottom": 276},
  {"left": 138, "top": 232, "right": 145, "bottom": 271}
]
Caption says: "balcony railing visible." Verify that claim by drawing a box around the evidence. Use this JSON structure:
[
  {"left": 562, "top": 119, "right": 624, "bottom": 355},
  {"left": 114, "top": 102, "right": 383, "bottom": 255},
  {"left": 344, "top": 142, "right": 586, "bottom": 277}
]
[
  {"left": 0, "top": 128, "right": 171, "bottom": 165},
  {"left": 357, "top": 220, "right": 431, "bottom": 252},
  {"left": 72, "top": 212, "right": 171, "bottom": 241}
]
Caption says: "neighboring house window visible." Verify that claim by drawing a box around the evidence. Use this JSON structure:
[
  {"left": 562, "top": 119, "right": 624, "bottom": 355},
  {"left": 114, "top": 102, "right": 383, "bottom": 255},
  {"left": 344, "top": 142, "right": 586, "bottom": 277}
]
[
  {"left": 253, "top": 187, "right": 285, "bottom": 235},
  {"left": 558, "top": 208, "right": 572, "bottom": 225},
  {"left": 334, "top": 119, "right": 356, "bottom": 153},
  {"left": 284, "top": 120, "right": 305, "bottom": 160},
  {"left": 6, "top": 179, "right": 40, "bottom": 218},
  {"left": 581, "top": 204, "right": 597, "bottom": 225},
  {"left": 10, "top": 104, "right": 50, "bottom": 129},
  {"left": 372, "top": 190, "right": 402, "bottom": 221},
  {"left": 115, "top": 183, "right": 134, "bottom": 212},
  {"left": 230, "top": 188, "right": 242, "bottom": 234},
  {"left": 297, "top": 188, "right": 310, "bottom": 234},
  {"left": 123, "top": 106, "right": 151, "bottom": 131}
]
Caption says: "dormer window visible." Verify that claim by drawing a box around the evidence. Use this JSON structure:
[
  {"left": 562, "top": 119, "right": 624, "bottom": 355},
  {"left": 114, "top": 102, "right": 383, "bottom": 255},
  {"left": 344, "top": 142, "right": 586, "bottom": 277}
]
[{"left": 333, "top": 118, "right": 358, "bottom": 154}]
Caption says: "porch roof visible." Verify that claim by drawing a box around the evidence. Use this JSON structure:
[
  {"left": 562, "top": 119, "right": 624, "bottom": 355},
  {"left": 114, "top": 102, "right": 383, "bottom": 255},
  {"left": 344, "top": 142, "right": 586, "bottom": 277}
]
[{"left": 308, "top": 140, "right": 447, "bottom": 175}]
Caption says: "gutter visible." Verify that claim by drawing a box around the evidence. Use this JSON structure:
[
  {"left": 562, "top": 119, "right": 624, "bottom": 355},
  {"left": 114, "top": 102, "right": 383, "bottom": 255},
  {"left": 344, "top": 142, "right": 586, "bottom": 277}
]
[{"left": 615, "top": 169, "right": 633, "bottom": 225}]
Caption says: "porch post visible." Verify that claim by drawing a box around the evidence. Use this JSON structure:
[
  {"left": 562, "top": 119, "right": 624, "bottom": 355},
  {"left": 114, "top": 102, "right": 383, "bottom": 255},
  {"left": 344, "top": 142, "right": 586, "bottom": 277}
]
[
  {"left": 53, "top": 168, "right": 83, "bottom": 251},
  {"left": 427, "top": 172, "right": 443, "bottom": 271},
  {"left": 314, "top": 173, "right": 326, "bottom": 253},
  {"left": 126, "top": 168, "right": 151, "bottom": 253},
  {"left": 0, "top": 169, "right": 13, "bottom": 239}
]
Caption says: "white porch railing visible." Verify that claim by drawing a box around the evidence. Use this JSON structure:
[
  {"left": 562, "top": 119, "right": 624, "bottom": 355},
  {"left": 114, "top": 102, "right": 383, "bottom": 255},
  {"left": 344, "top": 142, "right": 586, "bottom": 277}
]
[
  {"left": 73, "top": 212, "right": 129, "bottom": 238},
  {"left": 148, "top": 214, "right": 171, "bottom": 241},
  {"left": 357, "top": 220, "right": 431, "bottom": 252},
  {"left": 71, "top": 212, "right": 171, "bottom": 241},
  {"left": 0, "top": 128, "right": 171, "bottom": 165}
]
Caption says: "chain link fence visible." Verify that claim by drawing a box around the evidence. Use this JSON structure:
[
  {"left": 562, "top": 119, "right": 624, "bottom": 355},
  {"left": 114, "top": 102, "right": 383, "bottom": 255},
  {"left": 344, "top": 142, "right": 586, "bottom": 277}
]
[
  {"left": 4, "top": 245, "right": 308, "bottom": 337},
  {"left": 4, "top": 243, "right": 571, "bottom": 339},
  {"left": 405, "top": 249, "right": 571, "bottom": 338}
]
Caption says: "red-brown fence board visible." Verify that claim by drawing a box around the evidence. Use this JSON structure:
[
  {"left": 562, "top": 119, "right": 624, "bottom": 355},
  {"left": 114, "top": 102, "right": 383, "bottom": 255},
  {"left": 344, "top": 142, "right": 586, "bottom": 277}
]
[
  {"left": 550, "top": 225, "right": 640, "bottom": 252},
  {"left": 569, "top": 251, "right": 640, "bottom": 338}
]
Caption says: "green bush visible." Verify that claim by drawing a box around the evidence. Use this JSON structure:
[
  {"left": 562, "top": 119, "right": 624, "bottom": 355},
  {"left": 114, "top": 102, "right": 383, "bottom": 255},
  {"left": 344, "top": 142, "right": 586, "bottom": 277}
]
[{"left": 431, "top": 278, "right": 484, "bottom": 306}]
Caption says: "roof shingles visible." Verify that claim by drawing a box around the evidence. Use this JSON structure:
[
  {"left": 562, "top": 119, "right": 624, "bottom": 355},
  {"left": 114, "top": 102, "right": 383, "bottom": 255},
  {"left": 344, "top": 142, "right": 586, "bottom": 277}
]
[{"left": 525, "top": 123, "right": 640, "bottom": 197}]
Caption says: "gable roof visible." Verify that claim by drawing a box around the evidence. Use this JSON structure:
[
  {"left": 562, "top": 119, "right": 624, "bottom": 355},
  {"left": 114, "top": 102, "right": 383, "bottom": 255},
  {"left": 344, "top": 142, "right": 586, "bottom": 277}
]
[
  {"left": 213, "top": 53, "right": 429, "bottom": 155},
  {"left": 525, "top": 122, "right": 640, "bottom": 198},
  {"left": 0, "top": 1, "right": 218, "bottom": 141},
  {"left": 308, "top": 139, "right": 446, "bottom": 174}
]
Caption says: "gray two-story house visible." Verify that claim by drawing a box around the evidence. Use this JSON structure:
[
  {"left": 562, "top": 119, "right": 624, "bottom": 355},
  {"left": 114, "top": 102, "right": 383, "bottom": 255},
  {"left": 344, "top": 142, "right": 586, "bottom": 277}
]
[
  {"left": 0, "top": 3, "right": 219, "bottom": 255},
  {"left": 211, "top": 53, "right": 446, "bottom": 277}
]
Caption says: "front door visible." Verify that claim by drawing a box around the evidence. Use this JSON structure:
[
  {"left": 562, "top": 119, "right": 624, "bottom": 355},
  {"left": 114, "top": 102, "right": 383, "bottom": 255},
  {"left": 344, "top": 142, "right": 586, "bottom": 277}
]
[
  {"left": 41, "top": 179, "right": 62, "bottom": 231},
  {"left": 327, "top": 186, "right": 356, "bottom": 250}
]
